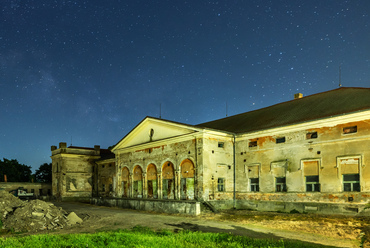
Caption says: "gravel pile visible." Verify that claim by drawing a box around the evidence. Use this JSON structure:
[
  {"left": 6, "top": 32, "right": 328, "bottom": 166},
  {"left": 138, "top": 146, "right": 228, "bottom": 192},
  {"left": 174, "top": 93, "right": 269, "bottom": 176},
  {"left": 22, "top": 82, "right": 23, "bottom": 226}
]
[{"left": 0, "top": 191, "right": 82, "bottom": 232}]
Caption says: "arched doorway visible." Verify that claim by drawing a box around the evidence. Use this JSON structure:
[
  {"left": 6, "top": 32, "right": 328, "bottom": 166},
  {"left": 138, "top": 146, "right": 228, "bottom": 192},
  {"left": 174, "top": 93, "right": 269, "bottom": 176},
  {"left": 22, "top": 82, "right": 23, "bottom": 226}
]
[
  {"left": 122, "top": 167, "right": 129, "bottom": 197},
  {"left": 162, "top": 161, "right": 175, "bottom": 199},
  {"left": 147, "top": 164, "right": 158, "bottom": 198},
  {"left": 180, "top": 159, "right": 195, "bottom": 200},
  {"left": 133, "top": 165, "right": 143, "bottom": 198}
]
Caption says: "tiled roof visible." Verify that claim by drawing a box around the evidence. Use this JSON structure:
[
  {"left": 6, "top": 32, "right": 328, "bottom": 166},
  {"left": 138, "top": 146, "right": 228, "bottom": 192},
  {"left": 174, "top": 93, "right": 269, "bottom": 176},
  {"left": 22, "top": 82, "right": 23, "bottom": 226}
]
[{"left": 197, "top": 87, "right": 370, "bottom": 134}]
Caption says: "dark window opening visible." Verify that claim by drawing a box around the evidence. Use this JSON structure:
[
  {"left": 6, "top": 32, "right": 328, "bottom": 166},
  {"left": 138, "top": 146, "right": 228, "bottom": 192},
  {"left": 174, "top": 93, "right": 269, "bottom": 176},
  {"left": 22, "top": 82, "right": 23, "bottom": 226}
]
[
  {"left": 102, "top": 184, "right": 106, "bottom": 192},
  {"left": 306, "top": 175, "right": 320, "bottom": 192},
  {"left": 343, "top": 174, "right": 360, "bottom": 192},
  {"left": 109, "top": 184, "right": 113, "bottom": 192},
  {"left": 217, "top": 178, "right": 225, "bottom": 192},
  {"left": 343, "top": 126, "right": 357, "bottom": 134},
  {"left": 306, "top": 132, "right": 318, "bottom": 139},
  {"left": 102, "top": 165, "right": 105, "bottom": 168},
  {"left": 250, "top": 178, "right": 259, "bottom": 192},
  {"left": 276, "top": 137, "right": 286, "bottom": 144},
  {"left": 249, "top": 141, "right": 257, "bottom": 147},
  {"left": 218, "top": 142, "right": 224, "bottom": 148},
  {"left": 275, "top": 177, "right": 286, "bottom": 192}
]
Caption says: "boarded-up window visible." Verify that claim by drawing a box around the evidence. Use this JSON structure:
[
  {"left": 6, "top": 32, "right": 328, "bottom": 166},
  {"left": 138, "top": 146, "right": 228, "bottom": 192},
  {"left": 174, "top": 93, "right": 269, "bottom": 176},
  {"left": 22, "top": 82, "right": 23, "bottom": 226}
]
[
  {"left": 147, "top": 164, "right": 157, "bottom": 199},
  {"left": 133, "top": 166, "right": 143, "bottom": 198},
  {"left": 162, "top": 162, "right": 174, "bottom": 179},
  {"left": 181, "top": 159, "right": 195, "bottom": 178},
  {"left": 340, "top": 158, "right": 359, "bottom": 174},
  {"left": 303, "top": 161, "right": 319, "bottom": 176},
  {"left": 162, "top": 162, "right": 175, "bottom": 199}
]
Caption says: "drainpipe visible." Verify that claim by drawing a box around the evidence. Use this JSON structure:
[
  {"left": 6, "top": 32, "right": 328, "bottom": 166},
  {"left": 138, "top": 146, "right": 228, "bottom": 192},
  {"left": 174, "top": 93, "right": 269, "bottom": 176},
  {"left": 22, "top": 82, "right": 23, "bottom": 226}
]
[{"left": 233, "top": 134, "right": 236, "bottom": 209}]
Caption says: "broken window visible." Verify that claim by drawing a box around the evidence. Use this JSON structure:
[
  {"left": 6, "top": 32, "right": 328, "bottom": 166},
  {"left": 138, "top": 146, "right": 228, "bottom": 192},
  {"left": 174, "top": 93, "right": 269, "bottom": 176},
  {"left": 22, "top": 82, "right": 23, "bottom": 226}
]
[
  {"left": 339, "top": 157, "right": 360, "bottom": 192},
  {"left": 343, "top": 126, "right": 357, "bottom": 134},
  {"left": 122, "top": 167, "right": 129, "bottom": 197},
  {"left": 162, "top": 162, "right": 175, "bottom": 199},
  {"left": 343, "top": 174, "right": 360, "bottom": 192},
  {"left": 248, "top": 165, "right": 259, "bottom": 192},
  {"left": 250, "top": 178, "right": 259, "bottom": 192},
  {"left": 249, "top": 141, "right": 257, "bottom": 147},
  {"left": 218, "top": 142, "right": 224, "bottom": 148},
  {"left": 303, "top": 160, "right": 320, "bottom": 192},
  {"left": 147, "top": 163, "right": 158, "bottom": 199},
  {"left": 276, "top": 137, "right": 286, "bottom": 144},
  {"left": 217, "top": 178, "right": 225, "bottom": 192},
  {"left": 306, "top": 132, "right": 318, "bottom": 139},
  {"left": 102, "top": 184, "right": 105, "bottom": 192},
  {"left": 133, "top": 166, "right": 143, "bottom": 198},
  {"left": 275, "top": 177, "right": 286, "bottom": 192}
]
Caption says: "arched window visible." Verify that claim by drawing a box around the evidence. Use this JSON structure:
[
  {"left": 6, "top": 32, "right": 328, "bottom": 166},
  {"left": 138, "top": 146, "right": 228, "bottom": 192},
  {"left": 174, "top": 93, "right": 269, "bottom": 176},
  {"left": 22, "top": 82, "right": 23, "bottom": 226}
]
[
  {"left": 122, "top": 167, "right": 129, "bottom": 197},
  {"left": 147, "top": 164, "right": 158, "bottom": 198},
  {"left": 180, "top": 159, "right": 195, "bottom": 200},
  {"left": 162, "top": 162, "right": 175, "bottom": 199},
  {"left": 133, "top": 166, "right": 143, "bottom": 198}
]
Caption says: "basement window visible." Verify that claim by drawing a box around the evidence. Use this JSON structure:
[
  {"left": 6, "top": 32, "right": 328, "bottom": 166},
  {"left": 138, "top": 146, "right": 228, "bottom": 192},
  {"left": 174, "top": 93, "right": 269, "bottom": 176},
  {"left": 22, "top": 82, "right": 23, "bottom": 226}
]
[
  {"left": 218, "top": 142, "right": 224, "bottom": 148},
  {"left": 276, "top": 137, "right": 286, "bottom": 144},
  {"left": 249, "top": 141, "right": 257, "bottom": 147},
  {"left": 343, "top": 174, "right": 360, "bottom": 192},
  {"left": 306, "top": 176, "right": 320, "bottom": 192},
  {"left": 275, "top": 177, "right": 287, "bottom": 192},
  {"left": 343, "top": 126, "right": 357, "bottom": 134},
  {"left": 217, "top": 178, "right": 225, "bottom": 192},
  {"left": 306, "top": 132, "right": 318, "bottom": 139}
]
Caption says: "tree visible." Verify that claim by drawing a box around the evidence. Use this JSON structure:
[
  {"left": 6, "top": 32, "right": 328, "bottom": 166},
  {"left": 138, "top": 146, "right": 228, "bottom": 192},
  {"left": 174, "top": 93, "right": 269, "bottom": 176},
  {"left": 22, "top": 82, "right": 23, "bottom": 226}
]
[
  {"left": 34, "top": 163, "right": 52, "bottom": 183},
  {"left": 0, "top": 158, "right": 32, "bottom": 182}
]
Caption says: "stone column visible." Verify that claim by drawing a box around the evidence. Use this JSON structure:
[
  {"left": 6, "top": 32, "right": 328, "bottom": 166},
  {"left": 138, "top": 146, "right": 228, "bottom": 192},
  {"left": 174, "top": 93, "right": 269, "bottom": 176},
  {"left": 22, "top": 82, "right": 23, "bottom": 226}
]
[
  {"left": 157, "top": 173, "right": 162, "bottom": 199},
  {"left": 143, "top": 172, "right": 147, "bottom": 198}
]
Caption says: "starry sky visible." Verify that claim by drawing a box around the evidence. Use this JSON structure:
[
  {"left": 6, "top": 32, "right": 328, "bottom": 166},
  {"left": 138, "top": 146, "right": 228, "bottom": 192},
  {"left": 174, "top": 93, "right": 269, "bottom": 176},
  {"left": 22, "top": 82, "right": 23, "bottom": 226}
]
[{"left": 1, "top": 0, "right": 369, "bottom": 172}]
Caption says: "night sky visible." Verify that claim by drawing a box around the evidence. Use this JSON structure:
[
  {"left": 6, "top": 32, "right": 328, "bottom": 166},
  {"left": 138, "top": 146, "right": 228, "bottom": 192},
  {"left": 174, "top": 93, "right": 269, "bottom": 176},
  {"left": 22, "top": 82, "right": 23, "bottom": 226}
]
[{"left": 1, "top": 1, "right": 369, "bottom": 171}]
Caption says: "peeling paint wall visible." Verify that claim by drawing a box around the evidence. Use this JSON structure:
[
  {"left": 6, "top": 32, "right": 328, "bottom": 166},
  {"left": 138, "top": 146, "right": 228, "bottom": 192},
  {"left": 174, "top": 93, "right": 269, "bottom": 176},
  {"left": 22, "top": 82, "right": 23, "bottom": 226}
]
[{"left": 235, "top": 119, "right": 370, "bottom": 205}]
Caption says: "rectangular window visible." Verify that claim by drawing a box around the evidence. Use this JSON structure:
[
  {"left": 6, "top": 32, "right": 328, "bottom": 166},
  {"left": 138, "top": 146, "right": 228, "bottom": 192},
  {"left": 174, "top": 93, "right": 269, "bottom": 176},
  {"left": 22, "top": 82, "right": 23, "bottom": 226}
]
[
  {"left": 306, "top": 175, "right": 320, "bottom": 192},
  {"left": 109, "top": 184, "right": 113, "bottom": 192},
  {"left": 276, "top": 137, "right": 286, "bottom": 144},
  {"left": 343, "top": 174, "right": 360, "bottom": 192},
  {"left": 343, "top": 126, "right": 357, "bottom": 134},
  {"left": 250, "top": 178, "right": 259, "bottom": 192},
  {"left": 249, "top": 141, "right": 257, "bottom": 147},
  {"left": 218, "top": 142, "right": 224, "bottom": 148},
  {"left": 217, "top": 178, "right": 225, "bottom": 192},
  {"left": 306, "top": 132, "right": 318, "bottom": 139},
  {"left": 102, "top": 184, "right": 105, "bottom": 192},
  {"left": 275, "top": 177, "right": 286, "bottom": 192}
]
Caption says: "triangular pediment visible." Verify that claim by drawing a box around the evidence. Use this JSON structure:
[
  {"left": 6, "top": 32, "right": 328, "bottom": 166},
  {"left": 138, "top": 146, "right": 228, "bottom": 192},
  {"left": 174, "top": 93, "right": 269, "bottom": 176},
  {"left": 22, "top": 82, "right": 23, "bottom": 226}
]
[{"left": 112, "top": 117, "right": 201, "bottom": 151}]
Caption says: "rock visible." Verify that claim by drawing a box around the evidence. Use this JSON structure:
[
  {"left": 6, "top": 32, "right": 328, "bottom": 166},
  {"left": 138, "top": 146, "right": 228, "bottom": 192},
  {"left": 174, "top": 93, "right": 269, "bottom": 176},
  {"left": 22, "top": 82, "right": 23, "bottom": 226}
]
[{"left": 66, "top": 212, "right": 83, "bottom": 225}]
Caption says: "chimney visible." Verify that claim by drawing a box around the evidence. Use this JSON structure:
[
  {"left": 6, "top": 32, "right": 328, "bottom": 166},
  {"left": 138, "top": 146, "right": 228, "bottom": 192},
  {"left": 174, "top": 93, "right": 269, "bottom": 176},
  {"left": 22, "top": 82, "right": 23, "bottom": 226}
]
[
  {"left": 94, "top": 145, "right": 100, "bottom": 154},
  {"left": 51, "top": 145, "right": 57, "bottom": 151},
  {"left": 59, "top": 142, "right": 67, "bottom": 148},
  {"left": 294, "top": 93, "right": 303, "bottom": 99}
]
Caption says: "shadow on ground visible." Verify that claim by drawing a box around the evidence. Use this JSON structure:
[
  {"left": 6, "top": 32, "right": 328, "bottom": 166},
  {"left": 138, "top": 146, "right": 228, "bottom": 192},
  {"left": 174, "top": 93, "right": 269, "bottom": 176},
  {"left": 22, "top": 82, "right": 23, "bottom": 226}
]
[{"left": 165, "top": 222, "right": 339, "bottom": 248}]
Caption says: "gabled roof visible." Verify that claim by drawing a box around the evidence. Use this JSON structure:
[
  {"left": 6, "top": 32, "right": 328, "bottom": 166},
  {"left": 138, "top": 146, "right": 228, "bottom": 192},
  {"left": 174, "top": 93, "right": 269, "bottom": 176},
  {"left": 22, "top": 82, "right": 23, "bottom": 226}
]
[{"left": 197, "top": 87, "right": 370, "bottom": 134}]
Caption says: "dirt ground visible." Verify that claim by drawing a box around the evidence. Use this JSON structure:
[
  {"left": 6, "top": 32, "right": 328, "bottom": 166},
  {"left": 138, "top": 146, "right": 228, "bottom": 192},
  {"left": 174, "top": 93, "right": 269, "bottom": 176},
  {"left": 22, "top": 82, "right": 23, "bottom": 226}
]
[{"left": 10, "top": 202, "right": 370, "bottom": 248}]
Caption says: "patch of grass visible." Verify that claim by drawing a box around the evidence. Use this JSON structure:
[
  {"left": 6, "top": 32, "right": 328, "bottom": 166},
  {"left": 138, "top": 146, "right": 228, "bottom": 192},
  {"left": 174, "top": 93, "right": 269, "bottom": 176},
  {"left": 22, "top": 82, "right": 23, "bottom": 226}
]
[{"left": 0, "top": 225, "right": 328, "bottom": 248}]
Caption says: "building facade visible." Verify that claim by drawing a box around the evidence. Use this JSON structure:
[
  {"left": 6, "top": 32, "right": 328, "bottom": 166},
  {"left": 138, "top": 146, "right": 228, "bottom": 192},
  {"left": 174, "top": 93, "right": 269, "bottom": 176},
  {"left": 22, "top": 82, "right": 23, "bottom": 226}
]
[{"left": 51, "top": 87, "right": 370, "bottom": 214}]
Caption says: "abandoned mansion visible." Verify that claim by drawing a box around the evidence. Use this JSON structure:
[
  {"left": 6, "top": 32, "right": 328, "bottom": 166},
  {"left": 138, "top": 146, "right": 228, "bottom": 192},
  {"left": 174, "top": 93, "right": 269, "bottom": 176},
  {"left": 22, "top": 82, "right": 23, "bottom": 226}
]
[{"left": 51, "top": 87, "right": 370, "bottom": 215}]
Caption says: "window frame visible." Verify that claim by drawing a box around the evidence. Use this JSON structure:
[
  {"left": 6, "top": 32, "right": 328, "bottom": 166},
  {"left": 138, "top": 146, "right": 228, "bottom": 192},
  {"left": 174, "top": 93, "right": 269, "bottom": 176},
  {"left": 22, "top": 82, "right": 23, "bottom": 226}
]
[
  {"left": 343, "top": 125, "right": 357, "bottom": 135},
  {"left": 217, "top": 178, "right": 225, "bottom": 192},
  {"left": 275, "top": 177, "right": 287, "bottom": 192},
  {"left": 276, "top": 137, "right": 286, "bottom": 144},
  {"left": 337, "top": 155, "right": 362, "bottom": 192}
]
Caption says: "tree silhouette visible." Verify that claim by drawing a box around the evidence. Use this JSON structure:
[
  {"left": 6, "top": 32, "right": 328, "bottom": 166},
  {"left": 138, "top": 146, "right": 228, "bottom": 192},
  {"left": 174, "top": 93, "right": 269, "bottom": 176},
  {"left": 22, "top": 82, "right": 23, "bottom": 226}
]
[
  {"left": 34, "top": 163, "right": 52, "bottom": 183},
  {"left": 0, "top": 158, "right": 32, "bottom": 182}
]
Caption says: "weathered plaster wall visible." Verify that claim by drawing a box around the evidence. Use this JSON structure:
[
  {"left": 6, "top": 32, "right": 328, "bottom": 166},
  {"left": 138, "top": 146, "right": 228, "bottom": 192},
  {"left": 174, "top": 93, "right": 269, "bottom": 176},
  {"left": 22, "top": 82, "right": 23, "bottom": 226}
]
[
  {"left": 51, "top": 143, "right": 100, "bottom": 199},
  {"left": 234, "top": 119, "right": 370, "bottom": 205},
  {"left": 0, "top": 182, "right": 52, "bottom": 196}
]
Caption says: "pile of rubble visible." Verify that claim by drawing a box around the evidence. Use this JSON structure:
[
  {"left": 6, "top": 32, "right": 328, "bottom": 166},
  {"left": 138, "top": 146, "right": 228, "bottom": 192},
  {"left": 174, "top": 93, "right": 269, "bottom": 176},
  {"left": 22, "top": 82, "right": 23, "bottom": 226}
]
[{"left": 0, "top": 191, "right": 82, "bottom": 232}]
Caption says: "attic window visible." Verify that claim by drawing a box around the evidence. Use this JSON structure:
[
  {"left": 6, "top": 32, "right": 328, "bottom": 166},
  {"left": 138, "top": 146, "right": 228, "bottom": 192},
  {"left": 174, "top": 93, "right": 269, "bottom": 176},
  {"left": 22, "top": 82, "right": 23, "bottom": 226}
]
[
  {"left": 276, "top": 137, "right": 286, "bottom": 144},
  {"left": 218, "top": 142, "right": 224, "bottom": 148},
  {"left": 249, "top": 141, "right": 257, "bottom": 147},
  {"left": 306, "top": 132, "right": 318, "bottom": 139},
  {"left": 343, "top": 126, "right": 357, "bottom": 134}
]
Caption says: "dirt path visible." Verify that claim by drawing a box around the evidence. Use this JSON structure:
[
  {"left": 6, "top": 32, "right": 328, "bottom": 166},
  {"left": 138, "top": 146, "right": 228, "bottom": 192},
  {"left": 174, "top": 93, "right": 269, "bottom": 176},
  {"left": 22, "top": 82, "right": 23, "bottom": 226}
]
[{"left": 43, "top": 202, "right": 363, "bottom": 247}]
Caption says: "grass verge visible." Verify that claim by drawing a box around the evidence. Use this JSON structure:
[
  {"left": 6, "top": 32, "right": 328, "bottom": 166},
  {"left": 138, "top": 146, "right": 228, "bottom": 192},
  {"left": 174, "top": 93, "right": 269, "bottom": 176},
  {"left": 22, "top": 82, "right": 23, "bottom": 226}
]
[{"left": 0, "top": 225, "right": 331, "bottom": 248}]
